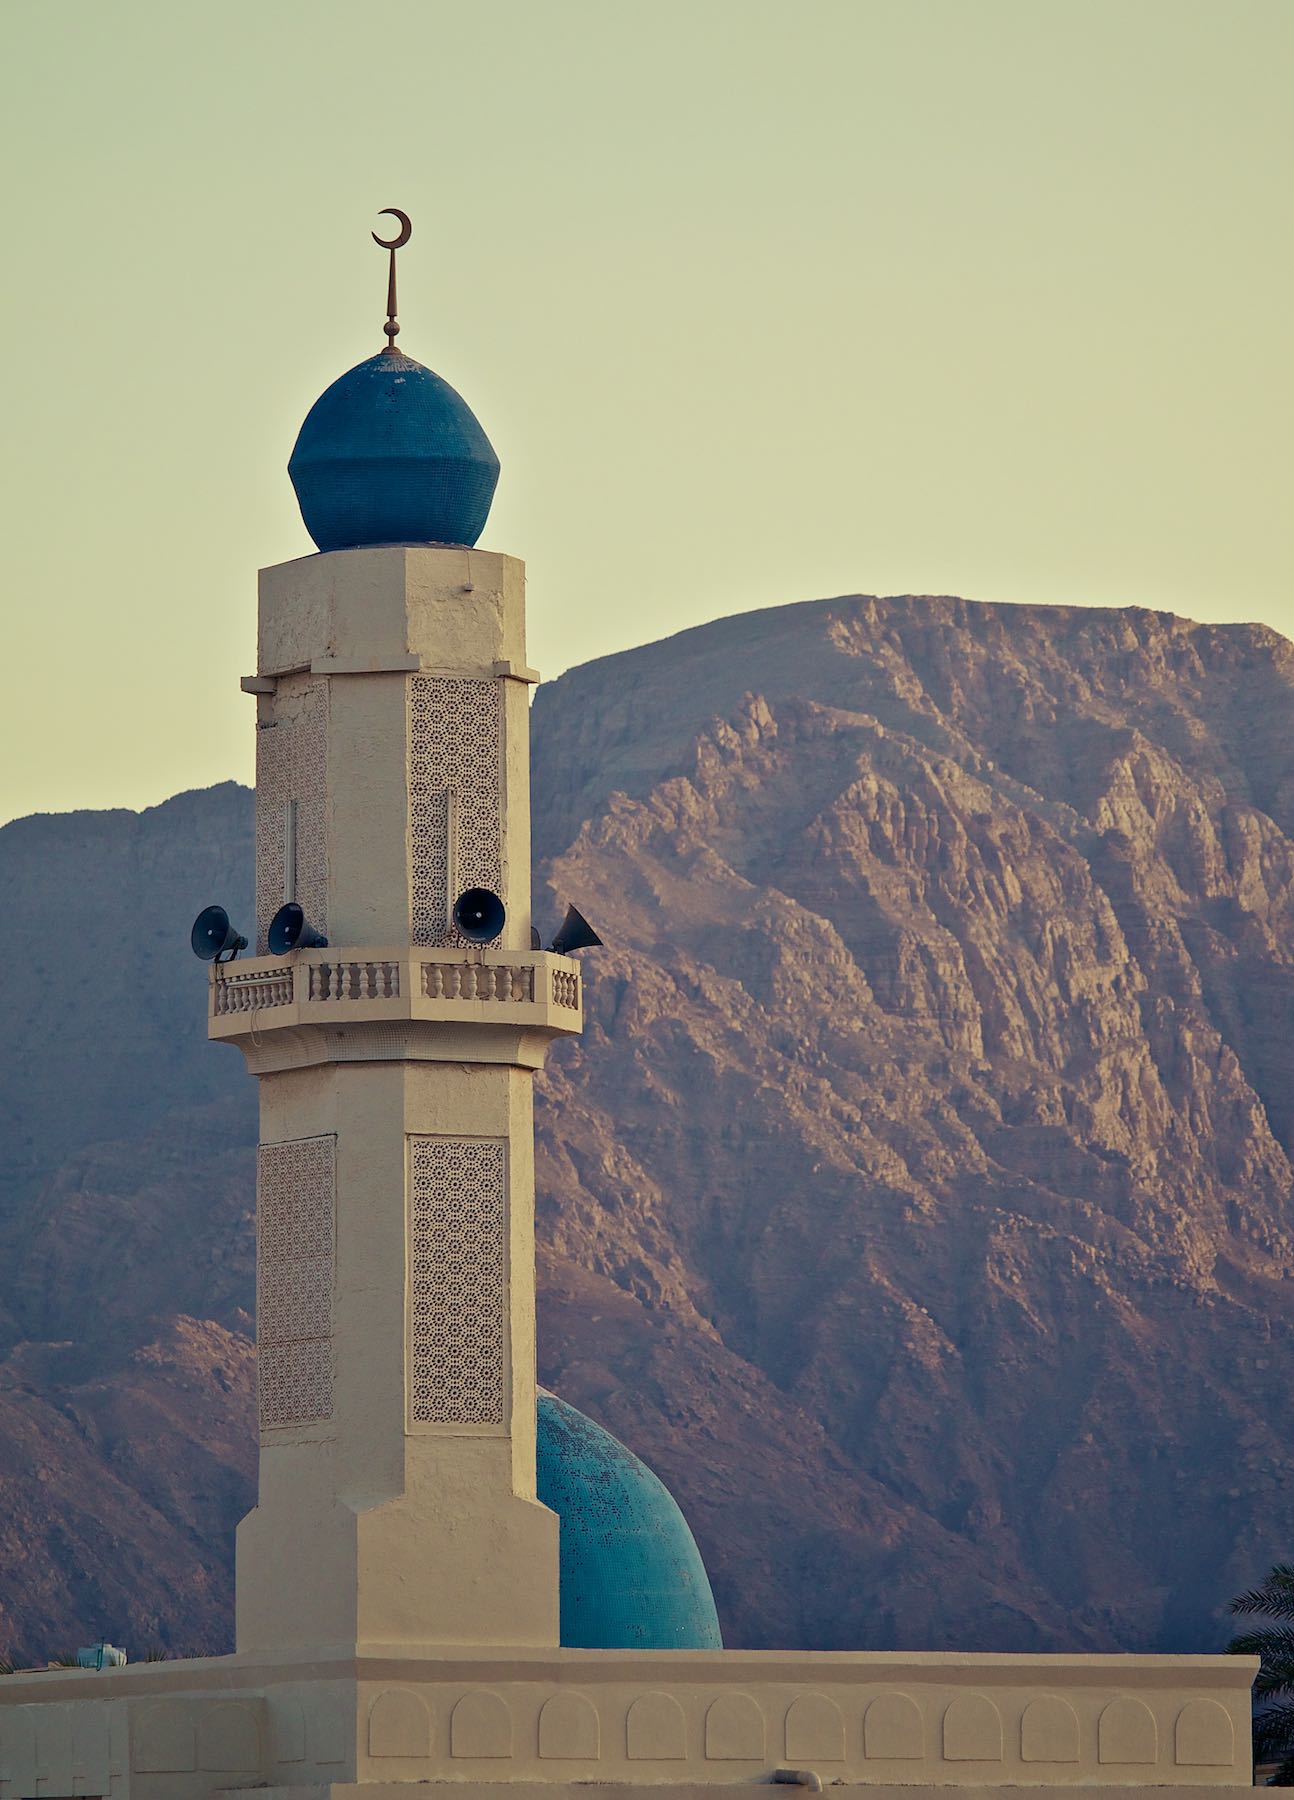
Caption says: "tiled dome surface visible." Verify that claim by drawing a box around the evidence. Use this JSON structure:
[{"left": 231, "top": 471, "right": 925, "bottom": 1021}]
[
  {"left": 288, "top": 349, "right": 500, "bottom": 552},
  {"left": 537, "top": 1389, "right": 723, "bottom": 1651}
]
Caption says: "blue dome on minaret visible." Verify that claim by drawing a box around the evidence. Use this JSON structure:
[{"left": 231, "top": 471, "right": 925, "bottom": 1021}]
[
  {"left": 288, "top": 348, "right": 500, "bottom": 553},
  {"left": 288, "top": 210, "right": 500, "bottom": 552}
]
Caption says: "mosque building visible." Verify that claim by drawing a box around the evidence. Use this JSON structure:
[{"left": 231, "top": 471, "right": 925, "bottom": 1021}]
[{"left": 0, "top": 214, "right": 1258, "bottom": 1798}]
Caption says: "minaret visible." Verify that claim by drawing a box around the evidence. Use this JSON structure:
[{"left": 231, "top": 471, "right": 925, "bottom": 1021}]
[{"left": 208, "top": 214, "right": 581, "bottom": 1657}]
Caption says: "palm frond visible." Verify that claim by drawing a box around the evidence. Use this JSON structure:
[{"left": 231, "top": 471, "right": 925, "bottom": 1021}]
[
  {"left": 1233, "top": 1566, "right": 1294, "bottom": 1619},
  {"left": 1229, "top": 1625, "right": 1294, "bottom": 1668},
  {"left": 1254, "top": 1668, "right": 1294, "bottom": 1701},
  {"left": 1268, "top": 1748, "right": 1294, "bottom": 1787},
  {"left": 1253, "top": 1706, "right": 1294, "bottom": 1762}
]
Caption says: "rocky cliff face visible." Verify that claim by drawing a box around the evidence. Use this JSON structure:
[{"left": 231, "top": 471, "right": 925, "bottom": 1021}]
[{"left": 2, "top": 596, "right": 1293, "bottom": 1662}]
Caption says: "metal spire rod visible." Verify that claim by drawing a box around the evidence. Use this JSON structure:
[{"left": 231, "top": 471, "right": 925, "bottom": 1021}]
[{"left": 371, "top": 208, "right": 412, "bottom": 351}]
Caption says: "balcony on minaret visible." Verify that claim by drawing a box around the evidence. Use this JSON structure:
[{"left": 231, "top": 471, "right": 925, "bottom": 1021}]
[{"left": 209, "top": 945, "right": 583, "bottom": 1068}]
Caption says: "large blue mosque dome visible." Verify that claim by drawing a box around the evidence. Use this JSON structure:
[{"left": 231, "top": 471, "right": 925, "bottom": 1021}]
[
  {"left": 288, "top": 348, "right": 500, "bottom": 553},
  {"left": 536, "top": 1390, "right": 723, "bottom": 1651}
]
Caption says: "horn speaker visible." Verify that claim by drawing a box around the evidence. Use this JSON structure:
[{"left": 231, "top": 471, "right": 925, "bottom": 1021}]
[
  {"left": 190, "top": 905, "right": 248, "bottom": 964},
  {"left": 268, "top": 902, "right": 329, "bottom": 955},
  {"left": 453, "top": 887, "right": 506, "bottom": 944},
  {"left": 550, "top": 904, "right": 603, "bottom": 957}
]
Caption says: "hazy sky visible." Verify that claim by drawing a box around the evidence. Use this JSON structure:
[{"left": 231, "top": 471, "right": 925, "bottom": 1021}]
[{"left": 1, "top": 0, "right": 1290, "bottom": 825}]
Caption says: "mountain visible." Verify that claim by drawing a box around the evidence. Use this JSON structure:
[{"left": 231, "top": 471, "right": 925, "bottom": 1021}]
[{"left": 2, "top": 594, "right": 1294, "bottom": 1661}]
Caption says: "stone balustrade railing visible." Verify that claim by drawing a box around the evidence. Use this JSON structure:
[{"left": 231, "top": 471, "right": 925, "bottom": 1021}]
[
  {"left": 208, "top": 948, "right": 581, "bottom": 1041},
  {"left": 423, "top": 961, "right": 535, "bottom": 1002},
  {"left": 212, "top": 968, "right": 295, "bottom": 1015},
  {"left": 308, "top": 960, "right": 402, "bottom": 1002}
]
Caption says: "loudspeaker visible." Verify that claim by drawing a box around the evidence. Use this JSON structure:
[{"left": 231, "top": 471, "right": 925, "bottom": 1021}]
[
  {"left": 453, "top": 887, "right": 506, "bottom": 943},
  {"left": 550, "top": 904, "right": 603, "bottom": 957},
  {"left": 268, "top": 902, "right": 329, "bottom": 955},
  {"left": 190, "top": 904, "right": 248, "bottom": 963}
]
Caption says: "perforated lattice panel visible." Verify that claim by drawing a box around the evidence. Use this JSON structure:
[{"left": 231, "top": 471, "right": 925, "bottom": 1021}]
[
  {"left": 254, "top": 681, "right": 329, "bottom": 954},
  {"left": 409, "top": 675, "right": 502, "bottom": 946},
  {"left": 257, "top": 1135, "right": 336, "bottom": 1429},
  {"left": 409, "top": 1137, "right": 506, "bottom": 1425}
]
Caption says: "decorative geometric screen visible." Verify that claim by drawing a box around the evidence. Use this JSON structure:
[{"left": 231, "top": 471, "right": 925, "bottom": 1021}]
[
  {"left": 257, "top": 1135, "right": 336, "bottom": 1430},
  {"left": 408, "top": 675, "right": 503, "bottom": 947},
  {"left": 255, "top": 680, "right": 329, "bottom": 954},
  {"left": 409, "top": 1137, "right": 507, "bottom": 1426}
]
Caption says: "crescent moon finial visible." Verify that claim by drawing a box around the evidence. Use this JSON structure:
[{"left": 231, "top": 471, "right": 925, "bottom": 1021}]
[
  {"left": 372, "top": 207, "right": 412, "bottom": 251},
  {"left": 372, "top": 209, "right": 412, "bottom": 349}
]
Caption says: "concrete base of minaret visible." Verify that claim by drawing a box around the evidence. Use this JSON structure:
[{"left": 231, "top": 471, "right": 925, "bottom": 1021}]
[
  {"left": 0, "top": 1643, "right": 1257, "bottom": 1797},
  {"left": 236, "top": 1447, "right": 560, "bottom": 1656}
]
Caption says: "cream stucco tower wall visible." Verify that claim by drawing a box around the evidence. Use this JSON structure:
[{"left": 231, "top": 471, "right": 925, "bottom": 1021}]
[{"left": 213, "top": 542, "right": 581, "bottom": 1658}]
